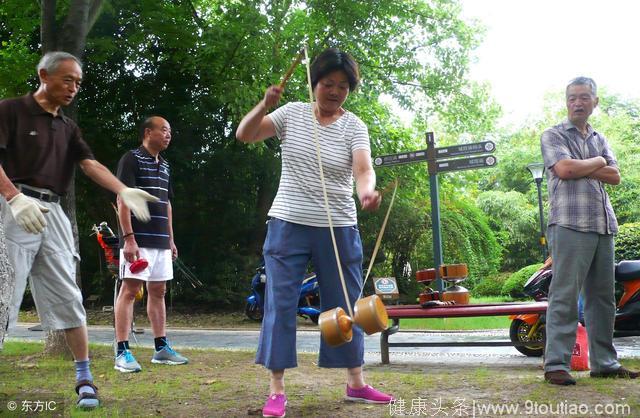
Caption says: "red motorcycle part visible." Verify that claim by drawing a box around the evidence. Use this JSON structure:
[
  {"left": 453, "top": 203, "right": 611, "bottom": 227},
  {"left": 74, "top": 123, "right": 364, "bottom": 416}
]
[{"left": 130, "top": 258, "right": 149, "bottom": 274}]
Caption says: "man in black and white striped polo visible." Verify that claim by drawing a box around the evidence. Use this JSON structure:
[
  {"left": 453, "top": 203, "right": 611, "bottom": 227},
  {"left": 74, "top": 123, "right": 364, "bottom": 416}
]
[{"left": 113, "top": 116, "right": 188, "bottom": 373}]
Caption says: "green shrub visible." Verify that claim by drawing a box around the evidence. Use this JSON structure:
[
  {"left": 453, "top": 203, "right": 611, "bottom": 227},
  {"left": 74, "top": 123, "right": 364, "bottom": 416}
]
[
  {"left": 501, "top": 263, "right": 542, "bottom": 298},
  {"left": 473, "top": 271, "right": 510, "bottom": 297},
  {"left": 615, "top": 223, "right": 640, "bottom": 261}
]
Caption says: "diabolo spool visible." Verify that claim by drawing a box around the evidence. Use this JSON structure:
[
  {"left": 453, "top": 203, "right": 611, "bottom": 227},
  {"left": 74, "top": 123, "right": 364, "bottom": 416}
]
[
  {"left": 319, "top": 295, "right": 389, "bottom": 347},
  {"left": 354, "top": 295, "right": 388, "bottom": 334},
  {"left": 130, "top": 258, "right": 148, "bottom": 274},
  {"left": 440, "top": 263, "right": 470, "bottom": 305},
  {"left": 318, "top": 307, "right": 353, "bottom": 346}
]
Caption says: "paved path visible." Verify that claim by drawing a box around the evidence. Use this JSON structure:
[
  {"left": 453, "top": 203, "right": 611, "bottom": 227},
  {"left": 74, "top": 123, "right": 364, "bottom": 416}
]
[{"left": 8, "top": 323, "right": 640, "bottom": 365}]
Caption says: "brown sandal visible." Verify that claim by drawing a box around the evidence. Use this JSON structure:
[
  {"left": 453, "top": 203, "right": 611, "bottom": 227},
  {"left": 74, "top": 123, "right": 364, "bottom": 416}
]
[{"left": 75, "top": 380, "right": 100, "bottom": 409}]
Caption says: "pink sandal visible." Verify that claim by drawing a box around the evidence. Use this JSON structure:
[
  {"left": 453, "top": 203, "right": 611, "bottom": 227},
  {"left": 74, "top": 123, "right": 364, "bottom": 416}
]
[
  {"left": 345, "top": 384, "right": 394, "bottom": 404},
  {"left": 262, "top": 393, "right": 287, "bottom": 417}
]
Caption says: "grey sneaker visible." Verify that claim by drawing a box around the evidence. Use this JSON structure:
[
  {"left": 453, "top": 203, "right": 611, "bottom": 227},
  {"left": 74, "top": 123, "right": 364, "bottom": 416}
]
[
  {"left": 114, "top": 349, "right": 142, "bottom": 373},
  {"left": 151, "top": 344, "right": 188, "bottom": 365}
]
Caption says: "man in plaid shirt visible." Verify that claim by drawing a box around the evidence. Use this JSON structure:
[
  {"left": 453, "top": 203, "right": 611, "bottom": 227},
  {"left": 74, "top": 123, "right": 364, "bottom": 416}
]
[{"left": 541, "top": 76, "right": 638, "bottom": 385}]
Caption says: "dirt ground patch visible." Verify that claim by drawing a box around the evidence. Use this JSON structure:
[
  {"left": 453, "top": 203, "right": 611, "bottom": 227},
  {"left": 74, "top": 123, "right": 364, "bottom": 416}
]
[{"left": 1, "top": 342, "right": 639, "bottom": 417}]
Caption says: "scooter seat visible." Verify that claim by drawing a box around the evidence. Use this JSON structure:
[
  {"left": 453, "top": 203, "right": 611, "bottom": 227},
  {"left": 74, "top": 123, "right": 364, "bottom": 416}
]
[{"left": 615, "top": 260, "right": 640, "bottom": 282}]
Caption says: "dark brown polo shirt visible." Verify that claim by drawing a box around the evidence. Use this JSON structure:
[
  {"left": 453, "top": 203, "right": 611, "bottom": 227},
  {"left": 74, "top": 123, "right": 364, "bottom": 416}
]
[{"left": 0, "top": 93, "right": 95, "bottom": 195}]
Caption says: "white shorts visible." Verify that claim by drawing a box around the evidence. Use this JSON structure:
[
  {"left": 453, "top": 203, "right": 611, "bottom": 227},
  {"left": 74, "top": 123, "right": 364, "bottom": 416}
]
[{"left": 119, "top": 248, "right": 173, "bottom": 282}]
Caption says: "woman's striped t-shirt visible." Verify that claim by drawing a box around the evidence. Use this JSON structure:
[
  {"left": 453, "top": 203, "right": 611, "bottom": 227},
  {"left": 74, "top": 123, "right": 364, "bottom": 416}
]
[{"left": 267, "top": 102, "right": 371, "bottom": 227}]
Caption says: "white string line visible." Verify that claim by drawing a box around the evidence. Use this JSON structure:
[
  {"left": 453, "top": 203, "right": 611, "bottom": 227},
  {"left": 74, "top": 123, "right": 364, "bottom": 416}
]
[
  {"left": 303, "top": 44, "right": 353, "bottom": 318},
  {"left": 359, "top": 179, "right": 398, "bottom": 300}
]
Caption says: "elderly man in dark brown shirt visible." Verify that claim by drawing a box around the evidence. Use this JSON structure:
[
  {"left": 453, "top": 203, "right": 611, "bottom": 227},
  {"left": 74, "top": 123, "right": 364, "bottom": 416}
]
[{"left": 0, "top": 51, "right": 158, "bottom": 409}]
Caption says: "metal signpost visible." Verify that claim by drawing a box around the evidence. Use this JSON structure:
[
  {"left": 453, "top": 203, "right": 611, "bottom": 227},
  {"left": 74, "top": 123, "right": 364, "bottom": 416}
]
[{"left": 374, "top": 132, "right": 497, "bottom": 291}]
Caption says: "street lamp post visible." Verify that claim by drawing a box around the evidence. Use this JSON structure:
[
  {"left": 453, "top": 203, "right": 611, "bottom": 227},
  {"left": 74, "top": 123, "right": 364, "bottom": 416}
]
[{"left": 527, "top": 162, "right": 548, "bottom": 261}]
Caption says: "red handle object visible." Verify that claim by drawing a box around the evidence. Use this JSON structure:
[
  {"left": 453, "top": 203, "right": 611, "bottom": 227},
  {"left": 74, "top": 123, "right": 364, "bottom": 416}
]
[{"left": 130, "top": 258, "right": 148, "bottom": 274}]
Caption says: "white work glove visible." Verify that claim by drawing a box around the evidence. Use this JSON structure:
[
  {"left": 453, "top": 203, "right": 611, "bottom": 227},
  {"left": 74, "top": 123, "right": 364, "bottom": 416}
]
[
  {"left": 118, "top": 187, "right": 159, "bottom": 222},
  {"left": 8, "top": 193, "right": 49, "bottom": 234}
]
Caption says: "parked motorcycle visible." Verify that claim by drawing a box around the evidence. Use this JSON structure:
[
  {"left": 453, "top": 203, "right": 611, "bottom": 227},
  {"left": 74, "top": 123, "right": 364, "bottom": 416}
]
[
  {"left": 510, "top": 257, "right": 640, "bottom": 357},
  {"left": 245, "top": 261, "right": 321, "bottom": 324}
]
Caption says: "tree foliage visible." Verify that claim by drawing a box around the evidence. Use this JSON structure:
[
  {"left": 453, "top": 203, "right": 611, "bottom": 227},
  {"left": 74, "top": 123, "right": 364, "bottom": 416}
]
[
  {"left": 1, "top": 0, "right": 497, "bottom": 307},
  {"left": 439, "top": 197, "right": 502, "bottom": 286},
  {"left": 476, "top": 190, "right": 540, "bottom": 269},
  {"left": 7, "top": 1, "right": 640, "bottom": 310}
]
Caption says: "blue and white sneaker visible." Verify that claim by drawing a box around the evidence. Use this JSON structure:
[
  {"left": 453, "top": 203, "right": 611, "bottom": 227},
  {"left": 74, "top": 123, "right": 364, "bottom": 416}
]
[
  {"left": 151, "top": 344, "right": 189, "bottom": 365},
  {"left": 114, "top": 349, "right": 142, "bottom": 373}
]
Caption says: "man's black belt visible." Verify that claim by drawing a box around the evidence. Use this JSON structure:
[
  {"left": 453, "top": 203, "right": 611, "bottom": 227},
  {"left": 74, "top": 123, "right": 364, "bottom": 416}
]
[{"left": 18, "top": 185, "right": 60, "bottom": 203}]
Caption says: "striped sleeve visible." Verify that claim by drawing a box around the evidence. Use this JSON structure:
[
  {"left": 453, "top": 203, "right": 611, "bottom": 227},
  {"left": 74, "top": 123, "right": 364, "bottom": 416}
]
[
  {"left": 350, "top": 114, "right": 370, "bottom": 153},
  {"left": 267, "top": 102, "right": 292, "bottom": 140}
]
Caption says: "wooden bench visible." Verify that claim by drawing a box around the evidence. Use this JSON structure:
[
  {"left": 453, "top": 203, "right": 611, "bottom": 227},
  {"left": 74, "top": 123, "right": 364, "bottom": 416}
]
[{"left": 380, "top": 302, "right": 548, "bottom": 364}]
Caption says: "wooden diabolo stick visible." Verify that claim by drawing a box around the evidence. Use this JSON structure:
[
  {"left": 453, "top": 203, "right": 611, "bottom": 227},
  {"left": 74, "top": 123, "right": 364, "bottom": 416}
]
[
  {"left": 279, "top": 50, "right": 304, "bottom": 89},
  {"left": 352, "top": 179, "right": 398, "bottom": 334}
]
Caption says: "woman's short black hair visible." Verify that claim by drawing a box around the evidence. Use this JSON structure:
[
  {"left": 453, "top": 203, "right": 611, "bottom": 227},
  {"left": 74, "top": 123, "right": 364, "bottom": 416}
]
[{"left": 310, "top": 48, "right": 360, "bottom": 92}]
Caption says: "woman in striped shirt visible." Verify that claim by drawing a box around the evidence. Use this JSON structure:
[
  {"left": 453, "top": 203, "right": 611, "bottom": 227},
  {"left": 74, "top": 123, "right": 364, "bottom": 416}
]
[{"left": 237, "top": 48, "right": 393, "bottom": 417}]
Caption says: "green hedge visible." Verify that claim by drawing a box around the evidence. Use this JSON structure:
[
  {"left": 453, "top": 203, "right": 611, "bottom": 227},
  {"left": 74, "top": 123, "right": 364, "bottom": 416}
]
[
  {"left": 473, "top": 272, "right": 510, "bottom": 297},
  {"left": 501, "top": 263, "right": 543, "bottom": 298},
  {"left": 616, "top": 223, "right": 640, "bottom": 261}
]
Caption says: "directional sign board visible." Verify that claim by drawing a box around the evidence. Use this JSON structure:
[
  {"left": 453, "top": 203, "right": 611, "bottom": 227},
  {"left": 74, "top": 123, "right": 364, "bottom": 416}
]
[
  {"left": 435, "top": 141, "right": 495, "bottom": 159},
  {"left": 433, "top": 155, "right": 497, "bottom": 173},
  {"left": 371, "top": 133, "right": 498, "bottom": 294},
  {"left": 373, "top": 149, "right": 428, "bottom": 167}
]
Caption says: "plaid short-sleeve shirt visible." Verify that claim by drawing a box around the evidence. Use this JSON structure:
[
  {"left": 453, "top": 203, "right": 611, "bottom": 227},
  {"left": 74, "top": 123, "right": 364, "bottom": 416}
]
[{"left": 541, "top": 119, "right": 618, "bottom": 235}]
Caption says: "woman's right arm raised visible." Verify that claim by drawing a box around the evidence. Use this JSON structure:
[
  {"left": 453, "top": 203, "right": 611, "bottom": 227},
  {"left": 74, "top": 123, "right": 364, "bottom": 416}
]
[{"left": 236, "top": 85, "right": 282, "bottom": 143}]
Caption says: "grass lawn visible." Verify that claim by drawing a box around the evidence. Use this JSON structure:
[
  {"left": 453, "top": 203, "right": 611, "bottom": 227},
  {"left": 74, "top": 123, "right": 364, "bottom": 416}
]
[
  {"left": 388, "top": 296, "right": 519, "bottom": 331},
  {"left": 396, "top": 316, "right": 512, "bottom": 331},
  {"left": 1, "top": 341, "right": 638, "bottom": 417}
]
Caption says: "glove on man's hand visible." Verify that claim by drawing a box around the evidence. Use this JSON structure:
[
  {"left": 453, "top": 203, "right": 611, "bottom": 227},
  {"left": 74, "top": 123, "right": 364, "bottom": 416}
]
[
  {"left": 118, "top": 188, "right": 160, "bottom": 222},
  {"left": 8, "top": 193, "right": 49, "bottom": 234}
]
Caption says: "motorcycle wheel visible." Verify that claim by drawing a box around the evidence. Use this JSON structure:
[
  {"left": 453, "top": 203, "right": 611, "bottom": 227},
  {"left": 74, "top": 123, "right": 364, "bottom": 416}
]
[
  {"left": 310, "top": 314, "right": 319, "bottom": 325},
  {"left": 509, "top": 318, "right": 545, "bottom": 357},
  {"left": 245, "top": 302, "right": 263, "bottom": 322}
]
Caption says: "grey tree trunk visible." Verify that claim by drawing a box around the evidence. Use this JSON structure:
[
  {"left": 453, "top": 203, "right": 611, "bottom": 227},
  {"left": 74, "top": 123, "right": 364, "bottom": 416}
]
[
  {"left": 0, "top": 220, "right": 15, "bottom": 351},
  {"left": 44, "top": 328, "right": 72, "bottom": 358}
]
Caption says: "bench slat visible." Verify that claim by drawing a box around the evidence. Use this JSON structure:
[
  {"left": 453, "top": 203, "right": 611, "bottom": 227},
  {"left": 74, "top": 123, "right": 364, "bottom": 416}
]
[{"left": 386, "top": 302, "right": 547, "bottom": 319}]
